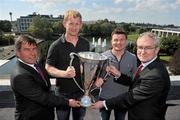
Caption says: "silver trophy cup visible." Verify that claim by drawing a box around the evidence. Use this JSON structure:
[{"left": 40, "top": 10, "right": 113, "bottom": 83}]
[{"left": 69, "top": 52, "right": 108, "bottom": 107}]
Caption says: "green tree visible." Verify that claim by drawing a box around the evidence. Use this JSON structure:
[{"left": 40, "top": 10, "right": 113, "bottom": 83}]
[
  {"left": 100, "top": 22, "right": 114, "bottom": 36},
  {"left": 91, "top": 23, "right": 102, "bottom": 36},
  {"left": 52, "top": 21, "right": 64, "bottom": 34},
  {"left": 38, "top": 40, "right": 53, "bottom": 66},
  {"left": 122, "top": 23, "right": 131, "bottom": 33},
  {"left": 28, "top": 16, "right": 53, "bottom": 39},
  {"left": 160, "top": 36, "right": 180, "bottom": 55},
  {"left": 0, "top": 20, "right": 12, "bottom": 32},
  {"left": 0, "top": 34, "right": 14, "bottom": 45},
  {"left": 82, "top": 19, "right": 117, "bottom": 37},
  {"left": 81, "top": 24, "right": 89, "bottom": 35}
]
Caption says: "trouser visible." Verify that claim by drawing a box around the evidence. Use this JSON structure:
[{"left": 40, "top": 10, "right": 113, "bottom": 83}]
[
  {"left": 100, "top": 107, "right": 126, "bottom": 120},
  {"left": 55, "top": 89, "right": 86, "bottom": 120},
  {"left": 56, "top": 106, "right": 86, "bottom": 120}
]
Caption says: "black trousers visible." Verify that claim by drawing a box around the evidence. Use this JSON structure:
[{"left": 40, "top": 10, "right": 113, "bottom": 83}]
[{"left": 55, "top": 90, "right": 86, "bottom": 120}]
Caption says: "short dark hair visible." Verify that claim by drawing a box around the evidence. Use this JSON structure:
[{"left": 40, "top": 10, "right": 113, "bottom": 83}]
[
  {"left": 111, "top": 28, "right": 127, "bottom": 39},
  {"left": 15, "top": 35, "right": 37, "bottom": 51}
]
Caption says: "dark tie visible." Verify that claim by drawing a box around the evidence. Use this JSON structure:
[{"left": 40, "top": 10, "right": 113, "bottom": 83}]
[
  {"left": 34, "top": 64, "right": 48, "bottom": 86},
  {"left": 134, "top": 64, "right": 143, "bottom": 80}
]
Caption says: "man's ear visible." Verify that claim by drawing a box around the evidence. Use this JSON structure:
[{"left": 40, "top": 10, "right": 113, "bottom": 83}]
[
  {"left": 156, "top": 47, "right": 160, "bottom": 54},
  {"left": 16, "top": 49, "right": 22, "bottom": 58},
  {"left": 80, "top": 23, "right": 83, "bottom": 29},
  {"left": 63, "top": 21, "right": 66, "bottom": 28}
]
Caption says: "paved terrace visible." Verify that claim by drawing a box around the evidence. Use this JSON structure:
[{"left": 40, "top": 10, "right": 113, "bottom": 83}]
[{"left": 0, "top": 45, "right": 15, "bottom": 60}]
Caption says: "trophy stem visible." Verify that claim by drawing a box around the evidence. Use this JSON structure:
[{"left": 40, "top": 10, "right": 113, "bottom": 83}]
[
  {"left": 79, "top": 88, "right": 92, "bottom": 107},
  {"left": 84, "top": 89, "right": 90, "bottom": 96}
]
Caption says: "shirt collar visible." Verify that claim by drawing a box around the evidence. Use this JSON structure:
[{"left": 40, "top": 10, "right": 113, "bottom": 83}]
[
  {"left": 61, "top": 34, "right": 66, "bottom": 43},
  {"left": 141, "top": 56, "right": 157, "bottom": 70},
  {"left": 18, "top": 58, "right": 36, "bottom": 70},
  {"left": 59, "top": 34, "right": 80, "bottom": 44}
]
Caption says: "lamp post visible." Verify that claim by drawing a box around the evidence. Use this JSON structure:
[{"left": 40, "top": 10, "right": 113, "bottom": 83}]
[
  {"left": 9, "top": 12, "right": 12, "bottom": 22},
  {"left": 9, "top": 12, "right": 12, "bottom": 45},
  {"left": 9, "top": 12, "right": 13, "bottom": 32}
]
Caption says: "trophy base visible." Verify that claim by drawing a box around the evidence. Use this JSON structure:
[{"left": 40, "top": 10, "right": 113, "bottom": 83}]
[{"left": 80, "top": 95, "right": 92, "bottom": 107}]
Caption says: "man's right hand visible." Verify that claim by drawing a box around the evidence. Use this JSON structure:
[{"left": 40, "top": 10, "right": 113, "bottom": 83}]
[
  {"left": 65, "top": 66, "right": 76, "bottom": 78},
  {"left": 68, "top": 99, "right": 81, "bottom": 107},
  {"left": 106, "top": 65, "right": 121, "bottom": 78},
  {"left": 95, "top": 77, "right": 104, "bottom": 88}
]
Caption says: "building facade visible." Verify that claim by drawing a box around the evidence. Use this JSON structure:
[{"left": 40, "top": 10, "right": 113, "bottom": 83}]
[{"left": 16, "top": 12, "right": 64, "bottom": 33}]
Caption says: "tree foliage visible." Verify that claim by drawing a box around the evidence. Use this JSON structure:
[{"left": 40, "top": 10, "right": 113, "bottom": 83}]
[
  {"left": 0, "top": 20, "right": 12, "bottom": 32},
  {"left": 160, "top": 36, "right": 180, "bottom": 55},
  {"left": 38, "top": 40, "right": 53, "bottom": 66},
  {"left": 0, "top": 34, "right": 14, "bottom": 45},
  {"left": 28, "top": 16, "right": 53, "bottom": 39},
  {"left": 81, "top": 19, "right": 117, "bottom": 37},
  {"left": 52, "top": 21, "right": 65, "bottom": 34}
]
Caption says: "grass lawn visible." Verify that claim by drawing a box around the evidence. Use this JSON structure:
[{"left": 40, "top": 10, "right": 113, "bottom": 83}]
[
  {"left": 160, "top": 56, "right": 171, "bottom": 65},
  {"left": 128, "top": 33, "right": 139, "bottom": 41}
]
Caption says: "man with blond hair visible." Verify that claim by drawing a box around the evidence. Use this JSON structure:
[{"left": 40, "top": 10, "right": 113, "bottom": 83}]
[{"left": 46, "top": 10, "right": 89, "bottom": 120}]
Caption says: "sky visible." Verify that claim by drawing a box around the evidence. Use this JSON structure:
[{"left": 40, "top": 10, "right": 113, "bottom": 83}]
[{"left": 1, "top": 0, "right": 180, "bottom": 26}]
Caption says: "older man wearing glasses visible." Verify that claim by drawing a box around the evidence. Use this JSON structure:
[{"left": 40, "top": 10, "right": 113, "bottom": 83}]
[{"left": 92, "top": 32, "right": 170, "bottom": 120}]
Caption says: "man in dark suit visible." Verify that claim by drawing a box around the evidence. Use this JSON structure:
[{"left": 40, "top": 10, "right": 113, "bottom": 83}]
[
  {"left": 92, "top": 32, "right": 170, "bottom": 120},
  {"left": 11, "top": 35, "right": 81, "bottom": 120}
]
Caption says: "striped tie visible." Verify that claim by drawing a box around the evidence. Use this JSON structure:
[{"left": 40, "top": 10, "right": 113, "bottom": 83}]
[
  {"left": 34, "top": 64, "right": 48, "bottom": 86},
  {"left": 134, "top": 64, "right": 143, "bottom": 80}
]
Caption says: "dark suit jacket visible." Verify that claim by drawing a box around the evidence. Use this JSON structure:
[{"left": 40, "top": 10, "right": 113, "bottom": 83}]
[
  {"left": 11, "top": 60, "right": 68, "bottom": 120},
  {"left": 106, "top": 58, "right": 170, "bottom": 120}
]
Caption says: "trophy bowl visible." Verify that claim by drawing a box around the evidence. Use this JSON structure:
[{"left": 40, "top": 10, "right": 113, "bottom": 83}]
[{"left": 70, "top": 52, "right": 108, "bottom": 107}]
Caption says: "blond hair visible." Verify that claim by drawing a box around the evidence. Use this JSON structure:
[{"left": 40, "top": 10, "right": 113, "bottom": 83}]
[{"left": 63, "top": 9, "right": 82, "bottom": 22}]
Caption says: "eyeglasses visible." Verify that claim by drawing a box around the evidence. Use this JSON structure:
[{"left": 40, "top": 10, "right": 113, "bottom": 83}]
[{"left": 137, "top": 46, "right": 157, "bottom": 51}]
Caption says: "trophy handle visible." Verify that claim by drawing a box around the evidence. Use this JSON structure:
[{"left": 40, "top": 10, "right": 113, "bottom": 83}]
[
  {"left": 90, "top": 58, "right": 113, "bottom": 94},
  {"left": 90, "top": 58, "right": 111, "bottom": 93},
  {"left": 103, "top": 58, "right": 113, "bottom": 81},
  {"left": 69, "top": 52, "right": 79, "bottom": 66},
  {"left": 69, "top": 52, "right": 85, "bottom": 92},
  {"left": 95, "top": 58, "right": 112, "bottom": 81}
]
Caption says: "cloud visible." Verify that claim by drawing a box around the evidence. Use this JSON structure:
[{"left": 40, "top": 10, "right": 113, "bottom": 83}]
[
  {"left": 17, "top": 0, "right": 180, "bottom": 25},
  {"left": 91, "top": 2, "right": 124, "bottom": 14},
  {"left": 19, "top": 0, "right": 83, "bottom": 12},
  {"left": 20, "top": 0, "right": 42, "bottom": 2},
  {"left": 176, "top": 0, "right": 180, "bottom": 5},
  {"left": 114, "top": 0, "right": 125, "bottom": 4},
  {"left": 113, "top": 0, "right": 178, "bottom": 12},
  {"left": 77, "top": 2, "right": 124, "bottom": 22},
  {"left": 20, "top": 0, "right": 82, "bottom": 3}
]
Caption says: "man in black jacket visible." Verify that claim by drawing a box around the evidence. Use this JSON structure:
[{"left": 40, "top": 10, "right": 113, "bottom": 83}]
[
  {"left": 11, "top": 35, "right": 80, "bottom": 120},
  {"left": 45, "top": 10, "right": 90, "bottom": 120},
  {"left": 92, "top": 32, "right": 170, "bottom": 120}
]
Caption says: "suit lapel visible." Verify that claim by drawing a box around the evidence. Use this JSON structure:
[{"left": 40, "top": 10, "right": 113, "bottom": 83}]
[
  {"left": 132, "top": 58, "right": 159, "bottom": 87},
  {"left": 37, "top": 64, "right": 51, "bottom": 88},
  {"left": 18, "top": 61, "right": 50, "bottom": 89}
]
